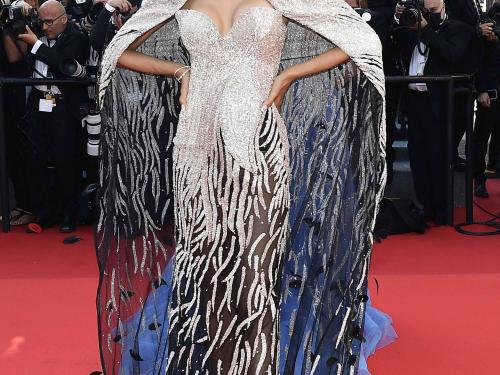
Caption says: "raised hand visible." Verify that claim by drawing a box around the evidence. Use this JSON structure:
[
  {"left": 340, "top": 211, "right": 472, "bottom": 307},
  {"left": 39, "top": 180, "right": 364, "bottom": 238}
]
[
  {"left": 17, "top": 25, "right": 38, "bottom": 45},
  {"left": 107, "top": 0, "right": 132, "bottom": 13}
]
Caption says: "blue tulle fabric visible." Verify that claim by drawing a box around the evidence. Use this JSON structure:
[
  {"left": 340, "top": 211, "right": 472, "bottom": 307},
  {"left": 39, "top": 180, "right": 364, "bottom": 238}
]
[{"left": 358, "top": 297, "right": 398, "bottom": 375}]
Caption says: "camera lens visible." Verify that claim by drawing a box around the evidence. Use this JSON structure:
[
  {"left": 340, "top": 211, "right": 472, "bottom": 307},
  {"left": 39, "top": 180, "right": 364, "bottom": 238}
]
[{"left": 61, "top": 59, "right": 87, "bottom": 78}]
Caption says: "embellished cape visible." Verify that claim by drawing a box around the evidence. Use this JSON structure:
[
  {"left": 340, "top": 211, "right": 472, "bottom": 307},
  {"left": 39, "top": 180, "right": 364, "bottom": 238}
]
[{"left": 96, "top": 1, "right": 387, "bottom": 374}]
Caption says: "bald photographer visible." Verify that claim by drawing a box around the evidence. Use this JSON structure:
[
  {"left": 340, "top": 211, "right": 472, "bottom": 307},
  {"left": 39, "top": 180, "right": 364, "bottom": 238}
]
[{"left": 3, "top": 0, "right": 89, "bottom": 232}]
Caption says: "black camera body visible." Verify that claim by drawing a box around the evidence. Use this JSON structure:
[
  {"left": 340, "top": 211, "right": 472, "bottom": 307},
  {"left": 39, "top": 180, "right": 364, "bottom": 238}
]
[
  {"left": 398, "top": 0, "right": 426, "bottom": 28},
  {"left": 66, "top": 0, "right": 102, "bottom": 32},
  {"left": 0, "top": 4, "right": 42, "bottom": 37}
]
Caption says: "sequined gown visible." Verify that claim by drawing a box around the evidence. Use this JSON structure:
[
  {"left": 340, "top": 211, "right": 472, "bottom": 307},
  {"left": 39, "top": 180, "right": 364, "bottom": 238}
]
[
  {"left": 97, "top": 0, "right": 388, "bottom": 374},
  {"left": 165, "top": 7, "right": 289, "bottom": 374}
]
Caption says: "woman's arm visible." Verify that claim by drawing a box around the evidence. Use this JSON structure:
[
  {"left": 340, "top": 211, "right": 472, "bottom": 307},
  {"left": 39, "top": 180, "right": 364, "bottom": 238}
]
[
  {"left": 117, "top": 19, "right": 185, "bottom": 76},
  {"left": 264, "top": 47, "right": 349, "bottom": 109},
  {"left": 117, "top": 50, "right": 185, "bottom": 76},
  {"left": 115, "top": 19, "right": 191, "bottom": 105},
  {"left": 285, "top": 47, "right": 349, "bottom": 80},
  {"left": 118, "top": 50, "right": 190, "bottom": 106}
]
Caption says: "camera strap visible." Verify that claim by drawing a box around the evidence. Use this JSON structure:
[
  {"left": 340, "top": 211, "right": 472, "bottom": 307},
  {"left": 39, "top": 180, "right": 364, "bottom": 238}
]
[
  {"left": 33, "top": 67, "right": 53, "bottom": 93},
  {"left": 46, "top": 67, "right": 53, "bottom": 94},
  {"left": 33, "top": 67, "right": 46, "bottom": 79},
  {"left": 473, "top": 0, "right": 483, "bottom": 17}
]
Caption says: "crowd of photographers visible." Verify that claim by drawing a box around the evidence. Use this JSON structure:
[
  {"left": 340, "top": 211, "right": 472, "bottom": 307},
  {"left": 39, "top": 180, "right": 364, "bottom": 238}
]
[
  {"left": 1, "top": 0, "right": 135, "bottom": 232},
  {"left": 0, "top": 0, "right": 499, "bottom": 232},
  {"left": 360, "top": 0, "right": 499, "bottom": 225}
]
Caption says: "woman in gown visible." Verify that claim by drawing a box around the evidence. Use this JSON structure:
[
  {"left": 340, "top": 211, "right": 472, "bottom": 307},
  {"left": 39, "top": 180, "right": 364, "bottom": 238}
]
[{"left": 96, "top": 0, "right": 388, "bottom": 373}]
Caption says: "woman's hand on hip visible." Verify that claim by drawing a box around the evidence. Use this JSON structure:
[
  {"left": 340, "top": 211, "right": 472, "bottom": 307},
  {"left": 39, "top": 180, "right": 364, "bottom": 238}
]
[
  {"left": 179, "top": 71, "right": 190, "bottom": 108},
  {"left": 263, "top": 69, "right": 295, "bottom": 112}
]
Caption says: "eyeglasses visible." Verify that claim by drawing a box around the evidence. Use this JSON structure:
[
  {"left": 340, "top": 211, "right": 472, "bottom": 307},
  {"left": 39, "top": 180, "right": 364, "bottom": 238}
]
[{"left": 40, "top": 13, "right": 65, "bottom": 26}]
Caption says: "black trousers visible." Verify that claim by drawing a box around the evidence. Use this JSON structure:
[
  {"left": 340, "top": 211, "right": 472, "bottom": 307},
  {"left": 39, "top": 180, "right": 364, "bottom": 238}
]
[
  {"left": 406, "top": 90, "right": 447, "bottom": 221},
  {"left": 25, "top": 90, "right": 81, "bottom": 221},
  {"left": 5, "top": 86, "right": 31, "bottom": 210},
  {"left": 473, "top": 98, "right": 500, "bottom": 183}
]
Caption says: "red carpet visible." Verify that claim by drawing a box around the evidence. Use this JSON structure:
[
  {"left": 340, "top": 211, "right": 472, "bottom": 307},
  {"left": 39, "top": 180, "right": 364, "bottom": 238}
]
[{"left": 1, "top": 180, "right": 499, "bottom": 374}]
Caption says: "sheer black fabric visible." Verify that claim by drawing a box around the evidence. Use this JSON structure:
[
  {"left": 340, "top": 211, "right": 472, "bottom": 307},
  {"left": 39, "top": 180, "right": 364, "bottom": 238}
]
[
  {"left": 279, "top": 58, "right": 385, "bottom": 374},
  {"left": 96, "top": 22, "right": 186, "bottom": 374}
]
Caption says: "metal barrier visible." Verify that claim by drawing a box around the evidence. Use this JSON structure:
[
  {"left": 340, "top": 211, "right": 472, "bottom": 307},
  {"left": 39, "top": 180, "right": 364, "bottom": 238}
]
[
  {"left": 385, "top": 75, "right": 474, "bottom": 227},
  {"left": 0, "top": 75, "right": 474, "bottom": 233}
]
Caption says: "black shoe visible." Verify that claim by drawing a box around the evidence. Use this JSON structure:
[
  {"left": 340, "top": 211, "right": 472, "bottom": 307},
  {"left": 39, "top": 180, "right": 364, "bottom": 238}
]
[
  {"left": 60, "top": 216, "right": 77, "bottom": 233},
  {"left": 454, "top": 157, "right": 467, "bottom": 172},
  {"left": 474, "top": 183, "right": 489, "bottom": 198}
]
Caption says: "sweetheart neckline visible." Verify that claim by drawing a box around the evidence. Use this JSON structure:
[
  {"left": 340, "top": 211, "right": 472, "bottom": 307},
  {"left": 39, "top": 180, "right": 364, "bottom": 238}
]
[{"left": 176, "top": 7, "right": 281, "bottom": 39}]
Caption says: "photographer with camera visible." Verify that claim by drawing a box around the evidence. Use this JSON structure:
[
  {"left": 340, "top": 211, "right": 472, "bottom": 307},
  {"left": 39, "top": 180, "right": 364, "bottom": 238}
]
[
  {"left": 3, "top": 0, "right": 89, "bottom": 232},
  {"left": 395, "top": 0, "right": 471, "bottom": 224},
  {"left": 446, "top": 0, "right": 498, "bottom": 170},
  {"left": 448, "top": 0, "right": 496, "bottom": 40},
  {"left": 472, "top": 1, "right": 500, "bottom": 198},
  {"left": 89, "top": 0, "right": 136, "bottom": 53},
  {"left": 0, "top": 0, "right": 35, "bottom": 225}
]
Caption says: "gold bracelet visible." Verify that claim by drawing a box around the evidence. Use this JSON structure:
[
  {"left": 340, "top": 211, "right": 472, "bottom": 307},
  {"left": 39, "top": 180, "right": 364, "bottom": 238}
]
[
  {"left": 176, "top": 68, "right": 191, "bottom": 83},
  {"left": 174, "top": 65, "right": 190, "bottom": 81}
]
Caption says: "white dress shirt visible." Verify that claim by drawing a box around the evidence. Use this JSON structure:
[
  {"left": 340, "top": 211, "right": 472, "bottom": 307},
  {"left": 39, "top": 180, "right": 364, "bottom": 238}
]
[
  {"left": 31, "top": 36, "right": 62, "bottom": 94},
  {"left": 408, "top": 42, "right": 429, "bottom": 92}
]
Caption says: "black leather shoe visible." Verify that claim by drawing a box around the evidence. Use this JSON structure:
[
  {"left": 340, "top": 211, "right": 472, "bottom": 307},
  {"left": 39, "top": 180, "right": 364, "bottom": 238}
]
[
  {"left": 60, "top": 216, "right": 77, "bottom": 233},
  {"left": 474, "top": 183, "right": 489, "bottom": 198}
]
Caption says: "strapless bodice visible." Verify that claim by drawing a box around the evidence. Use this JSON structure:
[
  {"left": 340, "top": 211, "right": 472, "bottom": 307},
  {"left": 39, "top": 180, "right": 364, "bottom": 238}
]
[{"left": 174, "top": 7, "right": 287, "bottom": 171}]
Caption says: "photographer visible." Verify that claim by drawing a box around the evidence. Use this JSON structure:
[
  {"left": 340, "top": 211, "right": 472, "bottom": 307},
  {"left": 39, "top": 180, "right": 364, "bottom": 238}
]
[
  {"left": 366, "top": 0, "right": 402, "bottom": 184},
  {"left": 0, "top": 1, "right": 34, "bottom": 225},
  {"left": 395, "top": 0, "right": 471, "bottom": 224},
  {"left": 3, "top": 0, "right": 89, "bottom": 232},
  {"left": 90, "top": 0, "right": 136, "bottom": 54},
  {"left": 447, "top": 0, "right": 497, "bottom": 169},
  {"left": 472, "top": 1, "right": 500, "bottom": 198}
]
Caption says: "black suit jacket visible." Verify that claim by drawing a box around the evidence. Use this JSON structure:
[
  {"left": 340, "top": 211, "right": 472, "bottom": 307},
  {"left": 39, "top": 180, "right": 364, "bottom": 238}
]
[
  {"left": 29, "top": 22, "right": 90, "bottom": 103},
  {"left": 446, "top": 0, "right": 481, "bottom": 27},
  {"left": 446, "top": 0, "right": 484, "bottom": 74},
  {"left": 397, "top": 20, "right": 472, "bottom": 76},
  {"left": 475, "top": 39, "right": 500, "bottom": 92},
  {"left": 396, "top": 19, "right": 472, "bottom": 112}
]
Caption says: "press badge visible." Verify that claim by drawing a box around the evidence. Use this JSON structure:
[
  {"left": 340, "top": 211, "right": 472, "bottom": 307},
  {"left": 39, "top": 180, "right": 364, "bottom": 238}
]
[{"left": 39, "top": 98, "right": 54, "bottom": 112}]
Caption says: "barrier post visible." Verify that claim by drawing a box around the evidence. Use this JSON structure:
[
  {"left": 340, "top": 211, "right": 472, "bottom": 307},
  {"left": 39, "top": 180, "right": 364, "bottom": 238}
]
[
  {"left": 465, "top": 88, "right": 474, "bottom": 224},
  {"left": 0, "top": 82, "right": 9, "bottom": 232},
  {"left": 446, "top": 78, "right": 455, "bottom": 226}
]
